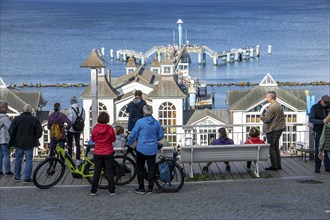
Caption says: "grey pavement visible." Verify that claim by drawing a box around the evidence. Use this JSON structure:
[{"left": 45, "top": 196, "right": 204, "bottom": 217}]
[{"left": 1, "top": 173, "right": 330, "bottom": 220}]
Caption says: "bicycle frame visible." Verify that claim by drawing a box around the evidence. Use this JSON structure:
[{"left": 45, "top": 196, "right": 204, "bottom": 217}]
[{"left": 54, "top": 145, "right": 94, "bottom": 178}]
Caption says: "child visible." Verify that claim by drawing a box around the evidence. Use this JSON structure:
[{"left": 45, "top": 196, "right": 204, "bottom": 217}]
[
  {"left": 90, "top": 112, "right": 116, "bottom": 196},
  {"left": 245, "top": 127, "right": 265, "bottom": 170},
  {"left": 113, "top": 125, "right": 126, "bottom": 150}
]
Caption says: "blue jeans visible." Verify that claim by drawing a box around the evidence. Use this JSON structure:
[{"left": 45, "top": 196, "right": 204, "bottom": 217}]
[
  {"left": 0, "top": 144, "right": 11, "bottom": 173},
  {"left": 314, "top": 131, "right": 330, "bottom": 171},
  {"left": 14, "top": 148, "right": 33, "bottom": 180}
]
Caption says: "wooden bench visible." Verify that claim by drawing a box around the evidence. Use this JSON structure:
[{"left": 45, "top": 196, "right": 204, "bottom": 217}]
[{"left": 178, "top": 144, "right": 270, "bottom": 178}]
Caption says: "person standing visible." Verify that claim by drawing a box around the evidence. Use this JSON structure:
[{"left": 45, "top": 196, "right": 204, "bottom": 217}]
[
  {"left": 8, "top": 104, "right": 42, "bottom": 182},
  {"left": 127, "top": 105, "right": 164, "bottom": 195},
  {"left": 67, "top": 96, "right": 85, "bottom": 166},
  {"left": 318, "top": 114, "right": 330, "bottom": 165},
  {"left": 47, "top": 103, "right": 72, "bottom": 157},
  {"left": 261, "top": 91, "right": 286, "bottom": 171},
  {"left": 310, "top": 95, "right": 330, "bottom": 173},
  {"left": 0, "top": 101, "right": 13, "bottom": 176},
  {"left": 202, "top": 127, "right": 234, "bottom": 173},
  {"left": 90, "top": 112, "right": 116, "bottom": 196},
  {"left": 126, "top": 90, "right": 147, "bottom": 132}
]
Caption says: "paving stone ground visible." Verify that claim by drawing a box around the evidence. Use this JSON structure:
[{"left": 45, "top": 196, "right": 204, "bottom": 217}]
[{"left": 1, "top": 173, "right": 329, "bottom": 220}]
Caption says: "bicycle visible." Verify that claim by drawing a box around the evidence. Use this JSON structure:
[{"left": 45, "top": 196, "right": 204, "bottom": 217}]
[
  {"left": 114, "top": 146, "right": 185, "bottom": 193},
  {"left": 33, "top": 143, "right": 120, "bottom": 189}
]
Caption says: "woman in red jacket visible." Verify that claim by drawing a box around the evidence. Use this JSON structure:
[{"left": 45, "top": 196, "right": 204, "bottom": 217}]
[
  {"left": 90, "top": 112, "right": 116, "bottom": 196},
  {"left": 245, "top": 127, "right": 265, "bottom": 170}
]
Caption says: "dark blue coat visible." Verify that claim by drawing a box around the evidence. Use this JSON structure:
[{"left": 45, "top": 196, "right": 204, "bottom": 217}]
[
  {"left": 8, "top": 112, "right": 42, "bottom": 149},
  {"left": 126, "top": 98, "right": 146, "bottom": 131}
]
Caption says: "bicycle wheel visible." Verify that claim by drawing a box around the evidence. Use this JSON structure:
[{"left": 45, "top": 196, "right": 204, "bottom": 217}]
[
  {"left": 33, "top": 157, "right": 65, "bottom": 189},
  {"left": 114, "top": 155, "right": 137, "bottom": 186},
  {"left": 85, "top": 159, "right": 121, "bottom": 189},
  {"left": 155, "top": 160, "right": 185, "bottom": 193}
]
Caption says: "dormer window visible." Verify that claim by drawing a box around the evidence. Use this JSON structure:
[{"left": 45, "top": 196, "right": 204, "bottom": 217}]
[{"left": 164, "top": 67, "right": 171, "bottom": 74}]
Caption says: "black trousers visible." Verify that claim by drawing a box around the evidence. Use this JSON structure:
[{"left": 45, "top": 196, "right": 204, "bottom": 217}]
[
  {"left": 136, "top": 151, "right": 156, "bottom": 190},
  {"left": 266, "top": 129, "right": 283, "bottom": 169},
  {"left": 67, "top": 131, "right": 81, "bottom": 160},
  {"left": 91, "top": 154, "right": 115, "bottom": 193}
]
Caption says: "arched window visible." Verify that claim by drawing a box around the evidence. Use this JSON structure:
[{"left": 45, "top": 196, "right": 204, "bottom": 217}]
[
  {"left": 159, "top": 102, "right": 176, "bottom": 146},
  {"left": 89, "top": 102, "right": 107, "bottom": 133},
  {"left": 119, "top": 105, "right": 129, "bottom": 118}
]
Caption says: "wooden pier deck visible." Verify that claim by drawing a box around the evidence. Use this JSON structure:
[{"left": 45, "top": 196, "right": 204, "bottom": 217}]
[{"left": 0, "top": 157, "right": 318, "bottom": 188}]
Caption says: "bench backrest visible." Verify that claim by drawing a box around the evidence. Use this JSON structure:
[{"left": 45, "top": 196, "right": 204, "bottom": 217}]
[{"left": 179, "top": 144, "right": 270, "bottom": 163}]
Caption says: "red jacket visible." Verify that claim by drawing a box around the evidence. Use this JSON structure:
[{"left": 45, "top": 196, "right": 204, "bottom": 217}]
[
  {"left": 91, "top": 124, "right": 116, "bottom": 155},
  {"left": 244, "top": 136, "right": 265, "bottom": 144}
]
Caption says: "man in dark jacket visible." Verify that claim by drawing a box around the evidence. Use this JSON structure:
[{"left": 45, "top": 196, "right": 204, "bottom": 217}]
[
  {"left": 126, "top": 90, "right": 147, "bottom": 132},
  {"left": 309, "top": 95, "right": 330, "bottom": 173},
  {"left": 47, "top": 103, "right": 72, "bottom": 158},
  {"left": 8, "top": 104, "right": 42, "bottom": 183}
]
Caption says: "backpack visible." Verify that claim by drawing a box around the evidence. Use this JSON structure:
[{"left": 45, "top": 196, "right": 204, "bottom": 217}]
[
  {"left": 72, "top": 108, "right": 84, "bottom": 132},
  {"left": 50, "top": 121, "right": 63, "bottom": 141},
  {"left": 158, "top": 161, "right": 171, "bottom": 183}
]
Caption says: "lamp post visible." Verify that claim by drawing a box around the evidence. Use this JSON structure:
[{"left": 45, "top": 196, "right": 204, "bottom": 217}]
[{"left": 80, "top": 49, "right": 107, "bottom": 127}]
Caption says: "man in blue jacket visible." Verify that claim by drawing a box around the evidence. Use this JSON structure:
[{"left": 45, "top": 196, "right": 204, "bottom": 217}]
[{"left": 127, "top": 105, "right": 164, "bottom": 195}]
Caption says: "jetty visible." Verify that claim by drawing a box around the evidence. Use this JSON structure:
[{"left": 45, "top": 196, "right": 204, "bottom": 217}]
[{"left": 113, "top": 44, "right": 262, "bottom": 66}]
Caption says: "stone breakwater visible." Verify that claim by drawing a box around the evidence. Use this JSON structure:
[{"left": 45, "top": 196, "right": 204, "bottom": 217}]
[
  {"left": 11, "top": 83, "right": 88, "bottom": 88},
  {"left": 207, "top": 81, "right": 330, "bottom": 87},
  {"left": 7, "top": 81, "right": 330, "bottom": 88}
]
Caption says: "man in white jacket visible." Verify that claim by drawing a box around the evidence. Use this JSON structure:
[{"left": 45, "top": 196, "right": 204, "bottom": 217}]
[
  {"left": 0, "top": 101, "right": 13, "bottom": 176},
  {"left": 67, "top": 96, "right": 85, "bottom": 166}
]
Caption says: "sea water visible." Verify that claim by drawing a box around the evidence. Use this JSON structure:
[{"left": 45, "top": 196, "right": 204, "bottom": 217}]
[{"left": 0, "top": 0, "right": 329, "bottom": 110}]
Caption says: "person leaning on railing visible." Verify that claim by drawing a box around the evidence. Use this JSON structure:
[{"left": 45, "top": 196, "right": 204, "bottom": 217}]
[{"left": 318, "top": 114, "right": 330, "bottom": 170}]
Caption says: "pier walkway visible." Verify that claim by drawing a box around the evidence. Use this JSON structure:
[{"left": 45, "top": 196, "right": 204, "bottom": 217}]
[
  {"left": 1, "top": 156, "right": 330, "bottom": 220},
  {"left": 114, "top": 44, "right": 260, "bottom": 66},
  {"left": 0, "top": 156, "right": 320, "bottom": 188}
]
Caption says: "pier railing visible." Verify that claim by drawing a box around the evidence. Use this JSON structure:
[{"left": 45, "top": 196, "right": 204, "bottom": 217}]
[{"left": 160, "top": 123, "right": 312, "bottom": 157}]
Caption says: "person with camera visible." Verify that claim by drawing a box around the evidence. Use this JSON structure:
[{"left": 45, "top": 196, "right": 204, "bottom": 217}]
[
  {"left": 309, "top": 95, "right": 330, "bottom": 173},
  {"left": 126, "top": 105, "right": 164, "bottom": 195},
  {"left": 260, "top": 91, "right": 286, "bottom": 171}
]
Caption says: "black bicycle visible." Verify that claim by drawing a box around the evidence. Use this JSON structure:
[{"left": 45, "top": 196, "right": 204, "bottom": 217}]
[{"left": 114, "top": 146, "right": 185, "bottom": 193}]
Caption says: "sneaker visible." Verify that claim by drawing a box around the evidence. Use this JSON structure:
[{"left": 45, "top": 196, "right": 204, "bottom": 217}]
[
  {"left": 91, "top": 192, "right": 97, "bottom": 196},
  {"left": 0, "top": 172, "right": 3, "bottom": 176},
  {"left": 5, "top": 171, "right": 13, "bottom": 176},
  {"left": 110, "top": 192, "right": 116, "bottom": 196},
  {"left": 24, "top": 179, "right": 33, "bottom": 183},
  {"left": 14, "top": 177, "right": 20, "bottom": 182},
  {"left": 145, "top": 189, "right": 152, "bottom": 195},
  {"left": 315, "top": 170, "right": 321, "bottom": 174},
  {"left": 265, "top": 166, "right": 278, "bottom": 171},
  {"left": 134, "top": 188, "right": 145, "bottom": 195},
  {"left": 325, "top": 168, "right": 330, "bottom": 173}
]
